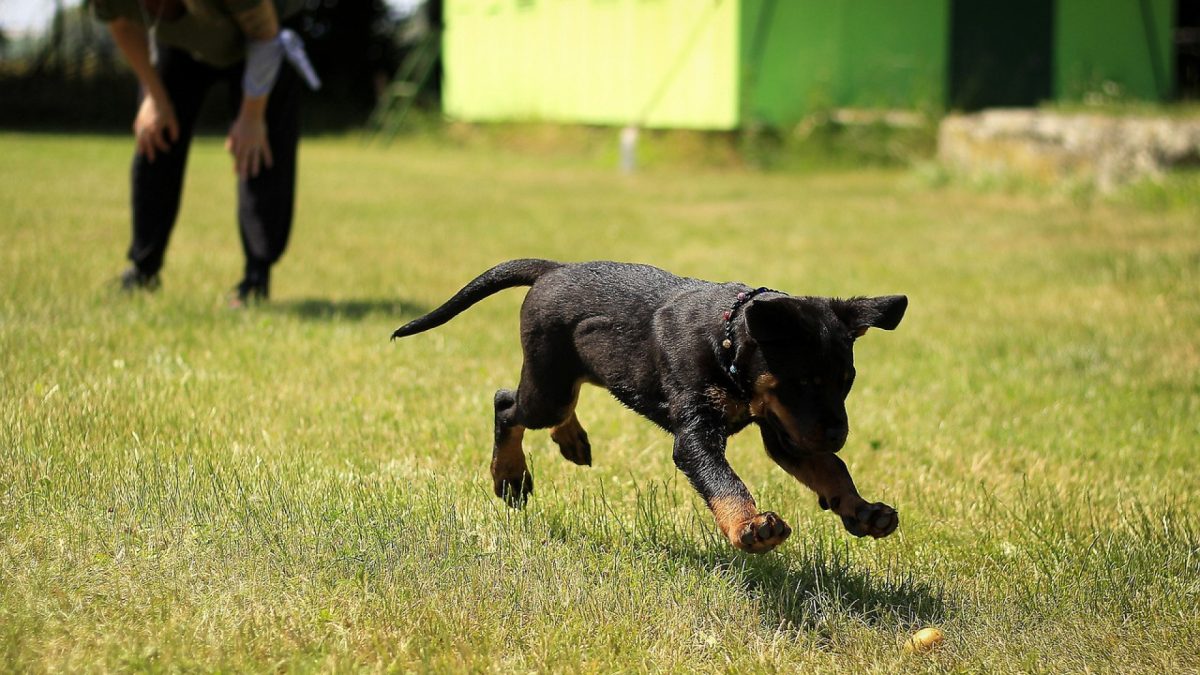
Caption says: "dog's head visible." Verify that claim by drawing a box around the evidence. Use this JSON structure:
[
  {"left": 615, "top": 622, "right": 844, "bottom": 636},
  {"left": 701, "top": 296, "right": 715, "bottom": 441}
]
[{"left": 745, "top": 294, "right": 907, "bottom": 454}]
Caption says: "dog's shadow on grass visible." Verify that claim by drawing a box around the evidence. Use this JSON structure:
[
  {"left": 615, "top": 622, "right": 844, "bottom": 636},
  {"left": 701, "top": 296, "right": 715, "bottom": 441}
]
[
  {"left": 269, "top": 298, "right": 428, "bottom": 323},
  {"left": 557, "top": 503, "right": 945, "bottom": 632},
  {"left": 697, "top": 542, "right": 947, "bottom": 633},
  {"left": 544, "top": 485, "right": 946, "bottom": 632}
]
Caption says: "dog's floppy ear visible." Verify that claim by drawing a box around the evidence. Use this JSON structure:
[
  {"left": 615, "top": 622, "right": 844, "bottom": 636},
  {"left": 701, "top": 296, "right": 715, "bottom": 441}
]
[
  {"left": 832, "top": 295, "right": 908, "bottom": 337},
  {"left": 745, "top": 295, "right": 816, "bottom": 344}
]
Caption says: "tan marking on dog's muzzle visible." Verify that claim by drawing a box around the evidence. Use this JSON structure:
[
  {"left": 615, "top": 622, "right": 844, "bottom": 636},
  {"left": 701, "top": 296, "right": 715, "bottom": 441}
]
[
  {"left": 748, "top": 373, "right": 777, "bottom": 419},
  {"left": 750, "top": 374, "right": 805, "bottom": 442}
]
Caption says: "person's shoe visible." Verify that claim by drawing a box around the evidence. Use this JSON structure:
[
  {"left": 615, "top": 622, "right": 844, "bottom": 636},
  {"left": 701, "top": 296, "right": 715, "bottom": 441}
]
[
  {"left": 228, "top": 277, "right": 269, "bottom": 309},
  {"left": 118, "top": 266, "right": 160, "bottom": 292}
]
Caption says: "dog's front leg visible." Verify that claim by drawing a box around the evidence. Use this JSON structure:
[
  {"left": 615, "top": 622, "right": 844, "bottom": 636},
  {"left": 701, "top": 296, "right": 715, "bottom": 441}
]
[
  {"left": 799, "top": 454, "right": 898, "bottom": 538},
  {"left": 761, "top": 427, "right": 898, "bottom": 539},
  {"left": 672, "top": 422, "right": 791, "bottom": 553}
]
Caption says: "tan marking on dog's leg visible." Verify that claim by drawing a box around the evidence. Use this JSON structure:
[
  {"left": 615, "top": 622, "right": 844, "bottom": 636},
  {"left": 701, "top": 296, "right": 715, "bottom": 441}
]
[
  {"left": 787, "top": 453, "right": 898, "bottom": 538},
  {"left": 549, "top": 380, "right": 581, "bottom": 446},
  {"left": 550, "top": 412, "right": 582, "bottom": 443},
  {"left": 710, "top": 494, "right": 758, "bottom": 541},
  {"left": 550, "top": 380, "right": 592, "bottom": 466},
  {"left": 491, "top": 424, "right": 530, "bottom": 504},
  {"left": 786, "top": 453, "right": 862, "bottom": 514},
  {"left": 709, "top": 494, "right": 792, "bottom": 553},
  {"left": 550, "top": 412, "right": 587, "bottom": 457}
]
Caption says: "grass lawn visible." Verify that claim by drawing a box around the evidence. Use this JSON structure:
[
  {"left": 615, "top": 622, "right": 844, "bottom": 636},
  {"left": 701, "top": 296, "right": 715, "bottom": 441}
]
[{"left": 1, "top": 131, "right": 1198, "bottom": 672}]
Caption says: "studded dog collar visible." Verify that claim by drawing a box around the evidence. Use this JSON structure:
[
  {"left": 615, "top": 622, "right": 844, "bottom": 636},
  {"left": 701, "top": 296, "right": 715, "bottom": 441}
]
[{"left": 719, "top": 286, "right": 779, "bottom": 398}]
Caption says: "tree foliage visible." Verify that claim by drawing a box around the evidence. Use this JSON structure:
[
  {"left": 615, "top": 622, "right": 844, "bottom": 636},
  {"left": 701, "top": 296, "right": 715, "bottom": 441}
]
[{"left": 293, "top": 0, "right": 406, "bottom": 125}]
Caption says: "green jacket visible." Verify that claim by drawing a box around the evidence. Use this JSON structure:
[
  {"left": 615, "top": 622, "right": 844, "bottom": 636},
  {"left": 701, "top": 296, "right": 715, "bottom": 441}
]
[{"left": 93, "top": 0, "right": 305, "bottom": 67}]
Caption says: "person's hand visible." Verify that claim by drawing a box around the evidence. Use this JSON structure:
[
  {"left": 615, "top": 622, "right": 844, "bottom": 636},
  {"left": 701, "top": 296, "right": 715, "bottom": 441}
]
[
  {"left": 225, "top": 111, "right": 273, "bottom": 179},
  {"left": 133, "top": 95, "right": 179, "bottom": 163}
]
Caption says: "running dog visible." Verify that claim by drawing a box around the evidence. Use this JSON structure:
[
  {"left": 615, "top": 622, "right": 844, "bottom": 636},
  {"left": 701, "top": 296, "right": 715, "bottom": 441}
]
[{"left": 392, "top": 259, "right": 907, "bottom": 553}]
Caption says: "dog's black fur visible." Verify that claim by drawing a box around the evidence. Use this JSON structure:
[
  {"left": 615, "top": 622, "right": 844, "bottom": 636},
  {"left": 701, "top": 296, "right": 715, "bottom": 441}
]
[{"left": 393, "top": 259, "right": 907, "bottom": 553}]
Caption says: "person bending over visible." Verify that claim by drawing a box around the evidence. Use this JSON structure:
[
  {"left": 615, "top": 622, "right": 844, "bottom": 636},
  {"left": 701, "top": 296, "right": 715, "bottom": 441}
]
[{"left": 96, "top": 0, "right": 319, "bottom": 305}]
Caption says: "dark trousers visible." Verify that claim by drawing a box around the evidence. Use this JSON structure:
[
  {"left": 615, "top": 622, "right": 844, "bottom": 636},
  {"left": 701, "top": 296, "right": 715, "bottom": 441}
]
[{"left": 128, "top": 45, "right": 301, "bottom": 283}]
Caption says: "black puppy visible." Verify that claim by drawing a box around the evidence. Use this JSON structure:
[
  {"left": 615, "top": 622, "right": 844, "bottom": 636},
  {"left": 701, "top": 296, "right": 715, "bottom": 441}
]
[{"left": 392, "top": 259, "right": 907, "bottom": 553}]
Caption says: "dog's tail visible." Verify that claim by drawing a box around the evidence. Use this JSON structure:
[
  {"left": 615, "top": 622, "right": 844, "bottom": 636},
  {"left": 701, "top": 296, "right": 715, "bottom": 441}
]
[{"left": 391, "top": 258, "right": 563, "bottom": 339}]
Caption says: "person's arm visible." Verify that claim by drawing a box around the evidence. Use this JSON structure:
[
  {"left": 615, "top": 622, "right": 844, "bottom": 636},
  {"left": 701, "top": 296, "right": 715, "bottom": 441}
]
[
  {"left": 108, "top": 17, "right": 179, "bottom": 163},
  {"left": 224, "top": 1, "right": 280, "bottom": 179}
]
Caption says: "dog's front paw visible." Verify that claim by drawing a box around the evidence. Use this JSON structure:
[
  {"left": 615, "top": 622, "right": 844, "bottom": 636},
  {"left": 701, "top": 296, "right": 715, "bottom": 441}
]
[
  {"left": 731, "top": 512, "right": 792, "bottom": 554},
  {"left": 493, "top": 471, "right": 533, "bottom": 508},
  {"left": 839, "top": 501, "right": 898, "bottom": 538}
]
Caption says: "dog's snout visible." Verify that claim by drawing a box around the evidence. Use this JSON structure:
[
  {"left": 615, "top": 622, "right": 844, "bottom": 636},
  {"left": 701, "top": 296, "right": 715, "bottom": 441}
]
[{"left": 823, "top": 426, "right": 848, "bottom": 451}]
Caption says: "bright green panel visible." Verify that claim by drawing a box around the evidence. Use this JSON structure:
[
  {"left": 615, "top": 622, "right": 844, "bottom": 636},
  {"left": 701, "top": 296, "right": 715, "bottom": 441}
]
[
  {"left": 1055, "top": 0, "right": 1174, "bottom": 101},
  {"left": 444, "top": 0, "right": 740, "bottom": 129},
  {"left": 741, "top": 0, "right": 948, "bottom": 127}
]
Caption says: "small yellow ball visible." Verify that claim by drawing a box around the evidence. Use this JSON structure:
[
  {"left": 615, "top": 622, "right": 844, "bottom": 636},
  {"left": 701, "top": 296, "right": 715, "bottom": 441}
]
[{"left": 904, "top": 627, "right": 945, "bottom": 653}]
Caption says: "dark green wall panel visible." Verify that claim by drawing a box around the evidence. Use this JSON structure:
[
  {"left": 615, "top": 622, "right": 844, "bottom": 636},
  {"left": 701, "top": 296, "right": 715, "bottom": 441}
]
[
  {"left": 1055, "top": 0, "right": 1174, "bottom": 101},
  {"left": 740, "top": 0, "right": 949, "bottom": 126}
]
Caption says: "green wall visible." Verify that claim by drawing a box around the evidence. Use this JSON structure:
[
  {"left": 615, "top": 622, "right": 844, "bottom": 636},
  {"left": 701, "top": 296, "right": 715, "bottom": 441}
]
[
  {"left": 443, "top": 0, "right": 741, "bottom": 129},
  {"left": 442, "top": 0, "right": 1176, "bottom": 131},
  {"left": 1055, "top": 0, "right": 1175, "bottom": 101},
  {"left": 740, "top": 0, "right": 1174, "bottom": 123},
  {"left": 740, "top": 0, "right": 948, "bottom": 126}
]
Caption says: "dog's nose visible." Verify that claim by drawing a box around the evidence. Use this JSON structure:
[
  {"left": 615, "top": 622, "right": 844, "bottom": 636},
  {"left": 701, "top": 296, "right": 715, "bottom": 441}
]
[{"left": 825, "top": 428, "right": 846, "bottom": 443}]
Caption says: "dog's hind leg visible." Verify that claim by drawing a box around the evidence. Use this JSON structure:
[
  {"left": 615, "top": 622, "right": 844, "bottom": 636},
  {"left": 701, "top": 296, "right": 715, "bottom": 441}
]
[
  {"left": 549, "top": 380, "right": 591, "bottom": 466},
  {"left": 492, "top": 388, "right": 531, "bottom": 507},
  {"left": 492, "top": 365, "right": 590, "bottom": 506}
]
